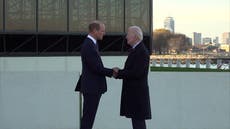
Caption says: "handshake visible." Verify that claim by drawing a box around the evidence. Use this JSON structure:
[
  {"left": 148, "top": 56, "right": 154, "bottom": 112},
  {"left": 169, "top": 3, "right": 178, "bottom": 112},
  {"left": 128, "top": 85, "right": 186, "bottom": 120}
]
[{"left": 112, "top": 67, "right": 120, "bottom": 78}]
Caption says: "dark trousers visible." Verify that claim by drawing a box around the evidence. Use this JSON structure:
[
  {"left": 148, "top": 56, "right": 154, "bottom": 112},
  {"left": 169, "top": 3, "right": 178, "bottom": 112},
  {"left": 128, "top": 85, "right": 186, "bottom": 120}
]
[
  {"left": 80, "top": 93, "right": 102, "bottom": 129},
  {"left": 131, "top": 118, "right": 146, "bottom": 129}
]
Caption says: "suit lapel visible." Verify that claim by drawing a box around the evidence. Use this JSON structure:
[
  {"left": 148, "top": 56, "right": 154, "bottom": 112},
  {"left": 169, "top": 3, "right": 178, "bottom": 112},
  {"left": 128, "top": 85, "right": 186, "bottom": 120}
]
[
  {"left": 95, "top": 43, "right": 99, "bottom": 52},
  {"left": 125, "top": 42, "right": 144, "bottom": 68},
  {"left": 87, "top": 38, "right": 99, "bottom": 53}
]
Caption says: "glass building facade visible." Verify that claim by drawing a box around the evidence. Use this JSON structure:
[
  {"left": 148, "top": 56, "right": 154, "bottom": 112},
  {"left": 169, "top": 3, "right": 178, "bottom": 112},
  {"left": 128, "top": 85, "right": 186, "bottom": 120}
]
[
  {"left": 38, "top": 0, "right": 67, "bottom": 32},
  {"left": 98, "top": 0, "right": 124, "bottom": 33},
  {"left": 125, "top": 0, "right": 150, "bottom": 33},
  {"left": 5, "top": 0, "right": 36, "bottom": 31},
  {"left": 0, "top": 0, "right": 152, "bottom": 55},
  {"left": 69, "top": 0, "right": 96, "bottom": 32},
  {"left": 1, "top": 0, "right": 151, "bottom": 33},
  {"left": 0, "top": 0, "right": 3, "bottom": 31}
]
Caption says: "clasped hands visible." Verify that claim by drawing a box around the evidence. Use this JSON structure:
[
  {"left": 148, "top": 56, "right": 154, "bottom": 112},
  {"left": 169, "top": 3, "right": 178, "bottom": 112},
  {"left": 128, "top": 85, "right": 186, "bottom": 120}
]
[{"left": 112, "top": 67, "right": 120, "bottom": 78}]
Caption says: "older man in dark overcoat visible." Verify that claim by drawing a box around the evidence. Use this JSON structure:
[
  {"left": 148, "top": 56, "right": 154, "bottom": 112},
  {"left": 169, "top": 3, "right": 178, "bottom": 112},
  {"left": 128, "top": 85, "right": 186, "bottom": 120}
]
[{"left": 114, "top": 26, "right": 152, "bottom": 129}]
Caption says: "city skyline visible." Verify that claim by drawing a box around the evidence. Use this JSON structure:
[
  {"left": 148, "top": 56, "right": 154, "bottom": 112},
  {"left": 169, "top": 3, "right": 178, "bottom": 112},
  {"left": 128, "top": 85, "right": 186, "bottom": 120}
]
[{"left": 153, "top": 0, "right": 230, "bottom": 40}]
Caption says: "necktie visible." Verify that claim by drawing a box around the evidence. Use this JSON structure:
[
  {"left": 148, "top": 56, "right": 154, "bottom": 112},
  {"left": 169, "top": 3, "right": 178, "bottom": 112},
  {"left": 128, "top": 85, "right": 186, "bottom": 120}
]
[{"left": 95, "top": 43, "right": 99, "bottom": 52}]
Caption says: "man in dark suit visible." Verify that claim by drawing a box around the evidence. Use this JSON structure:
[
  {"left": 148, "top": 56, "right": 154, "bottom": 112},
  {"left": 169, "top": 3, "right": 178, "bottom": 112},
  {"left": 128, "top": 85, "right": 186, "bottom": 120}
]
[
  {"left": 80, "top": 20, "right": 114, "bottom": 129},
  {"left": 113, "top": 26, "right": 152, "bottom": 129}
]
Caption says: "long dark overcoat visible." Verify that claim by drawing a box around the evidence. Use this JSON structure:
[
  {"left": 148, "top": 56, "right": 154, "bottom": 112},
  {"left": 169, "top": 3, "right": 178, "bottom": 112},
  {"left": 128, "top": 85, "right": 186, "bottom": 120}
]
[{"left": 117, "top": 42, "right": 152, "bottom": 120}]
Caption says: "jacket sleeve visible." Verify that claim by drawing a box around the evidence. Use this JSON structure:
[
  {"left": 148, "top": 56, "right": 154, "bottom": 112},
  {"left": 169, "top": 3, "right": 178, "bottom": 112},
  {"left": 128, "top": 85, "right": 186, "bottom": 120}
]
[
  {"left": 81, "top": 43, "right": 113, "bottom": 77},
  {"left": 116, "top": 50, "right": 149, "bottom": 80}
]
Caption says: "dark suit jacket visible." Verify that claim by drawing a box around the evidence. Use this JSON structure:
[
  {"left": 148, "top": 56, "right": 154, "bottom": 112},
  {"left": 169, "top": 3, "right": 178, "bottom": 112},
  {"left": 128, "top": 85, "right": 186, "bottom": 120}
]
[
  {"left": 80, "top": 37, "right": 113, "bottom": 94},
  {"left": 117, "top": 42, "right": 152, "bottom": 120}
]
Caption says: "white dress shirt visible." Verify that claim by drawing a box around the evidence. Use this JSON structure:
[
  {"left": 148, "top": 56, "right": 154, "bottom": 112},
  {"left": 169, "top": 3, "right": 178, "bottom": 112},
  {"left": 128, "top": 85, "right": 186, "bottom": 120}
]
[
  {"left": 87, "top": 35, "right": 97, "bottom": 45},
  {"left": 132, "top": 40, "right": 142, "bottom": 49}
]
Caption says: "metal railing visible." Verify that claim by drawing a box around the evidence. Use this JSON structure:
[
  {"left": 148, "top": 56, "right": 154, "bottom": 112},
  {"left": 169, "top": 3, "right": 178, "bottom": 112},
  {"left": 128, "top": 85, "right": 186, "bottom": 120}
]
[{"left": 151, "top": 59, "right": 230, "bottom": 70}]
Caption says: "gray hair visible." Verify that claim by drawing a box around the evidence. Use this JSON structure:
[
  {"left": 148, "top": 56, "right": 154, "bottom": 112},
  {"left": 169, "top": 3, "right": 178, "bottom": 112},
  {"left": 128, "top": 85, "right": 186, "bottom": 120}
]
[{"left": 129, "top": 26, "right": 143, "bottom": 41}]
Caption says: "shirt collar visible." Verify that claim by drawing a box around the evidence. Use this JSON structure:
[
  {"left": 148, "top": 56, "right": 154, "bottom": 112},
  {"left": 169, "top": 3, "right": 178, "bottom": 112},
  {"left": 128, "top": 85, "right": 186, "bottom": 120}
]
[
  {"left": 87, "top": 35, "right": 97, "bottom": 45},
  {"left": 132, "top": 40, "right": 142, "bottom": 49}
]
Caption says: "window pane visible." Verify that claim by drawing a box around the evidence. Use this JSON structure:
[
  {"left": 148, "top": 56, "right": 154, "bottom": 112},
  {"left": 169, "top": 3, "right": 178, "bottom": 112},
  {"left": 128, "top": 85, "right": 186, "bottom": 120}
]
[
  {"left": 5, "top": 0, "right": 36, "bottom": 31},
  {"left": 38, "top": 0, "right": 67, "bottom": 32},
  {"left": 0, "top": 0, "right": 2, "bottom": 31},
  {"left": 98, "top": 0, "right": 124, "bottom": 33},
  {"left": 125, "top": 0, "right": 150, "bottom": 33},
  {"left": 69, "top": 0, "right": 96, "bottom": 32}
]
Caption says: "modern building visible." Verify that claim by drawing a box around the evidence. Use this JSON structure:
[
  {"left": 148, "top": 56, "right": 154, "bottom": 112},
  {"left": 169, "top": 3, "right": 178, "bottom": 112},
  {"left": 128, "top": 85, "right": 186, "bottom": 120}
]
[
  {"left": 164, "top": 16, "right": 174, "bottom": 33},
  {"left": 222, "top": 32, "right": 230, "bottom": 44},
  {"left": 203, "top": 37, "right": 212, "bottom": 44},
  {"left": 193, "top": 32, "right": 202, "bottom": 45},
  {"left": 220, "top": 44, "right": 230, "bottom": 52},
  {"left": 0, "top": 0, "right": 153, "bottom": 56},
  {"left": 213, "top": 37, "right": 219, "bottom": 44}
]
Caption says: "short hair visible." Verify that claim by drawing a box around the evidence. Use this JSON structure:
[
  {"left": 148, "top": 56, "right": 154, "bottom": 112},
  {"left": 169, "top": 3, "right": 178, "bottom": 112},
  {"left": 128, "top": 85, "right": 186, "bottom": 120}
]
[
  {"left": 88, "top": 20, "right": 104, "bottom": 32},
  {"left": 129, "top": 26, "right": 143, "bottom": 41}
]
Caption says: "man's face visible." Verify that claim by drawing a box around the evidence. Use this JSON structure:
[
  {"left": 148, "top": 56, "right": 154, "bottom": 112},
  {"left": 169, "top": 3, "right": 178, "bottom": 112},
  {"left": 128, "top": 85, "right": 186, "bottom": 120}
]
[
  {"left": 126, "top": 28, "right": 137, "bottom": 46},
  {"left": 96, "top": 24, "right": 105, "bottom": 40}
]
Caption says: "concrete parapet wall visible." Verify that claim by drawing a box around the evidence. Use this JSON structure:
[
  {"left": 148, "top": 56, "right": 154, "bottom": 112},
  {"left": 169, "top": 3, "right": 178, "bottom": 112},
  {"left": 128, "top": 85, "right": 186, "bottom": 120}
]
[{"left": 0, "top": 57, "right": 230, "bottom": 129}]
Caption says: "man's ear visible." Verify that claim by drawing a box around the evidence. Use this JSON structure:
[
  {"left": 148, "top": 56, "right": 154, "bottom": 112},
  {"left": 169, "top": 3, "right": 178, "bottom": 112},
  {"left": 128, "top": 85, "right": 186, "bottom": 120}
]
[{"left": 92, "top": 29, "right": 98, "bottom": 34}]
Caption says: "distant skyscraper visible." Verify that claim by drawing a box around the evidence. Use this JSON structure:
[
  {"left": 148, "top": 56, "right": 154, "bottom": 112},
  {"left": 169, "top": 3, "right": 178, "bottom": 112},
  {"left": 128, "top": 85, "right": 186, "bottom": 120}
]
[
  {"left": 203, "top": 37, "right": 212, "bottom": 44},
  {"left": 193, "top": 32, "right": 202, "bottom": 45},
  {"left": 164, "top": 17, "right": 174, "bottom": 33},
  {"left": 222, "top": 32, "right": 230, "bottom": 44},
  {"left": 213, "top": 37, "right": 219, "bottom": 44}
]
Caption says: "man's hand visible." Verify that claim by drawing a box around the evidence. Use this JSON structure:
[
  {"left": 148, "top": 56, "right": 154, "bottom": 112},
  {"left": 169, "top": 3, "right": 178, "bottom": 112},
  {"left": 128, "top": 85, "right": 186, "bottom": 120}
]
[{"left": 112, "top": 67, "right": 120, "bottom": 78}]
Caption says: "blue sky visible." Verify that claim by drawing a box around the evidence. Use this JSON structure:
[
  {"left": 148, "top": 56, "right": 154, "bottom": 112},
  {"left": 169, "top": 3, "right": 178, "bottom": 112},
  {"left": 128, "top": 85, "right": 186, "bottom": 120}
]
[{"left": 153, "top": 0, "right": 230, "bottom": 39}]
